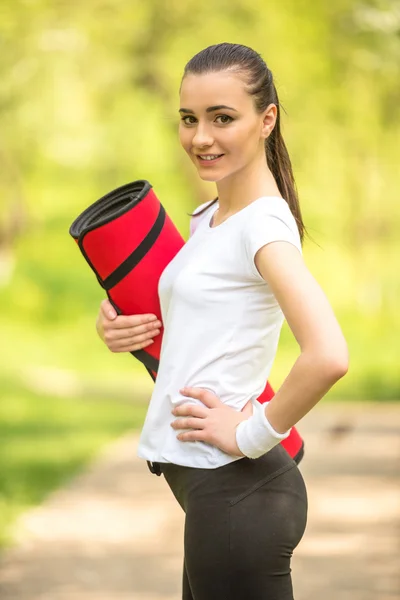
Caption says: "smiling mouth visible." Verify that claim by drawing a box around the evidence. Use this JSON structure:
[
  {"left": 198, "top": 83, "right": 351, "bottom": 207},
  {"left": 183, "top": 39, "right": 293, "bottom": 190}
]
[{"left": 196, "top": 154, "right": 224, "bottom": 163}]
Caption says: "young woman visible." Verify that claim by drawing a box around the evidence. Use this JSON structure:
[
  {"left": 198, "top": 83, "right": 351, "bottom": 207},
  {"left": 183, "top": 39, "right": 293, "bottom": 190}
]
[{"left": 96, "top": 43, "right": 348, "bottom": 600}]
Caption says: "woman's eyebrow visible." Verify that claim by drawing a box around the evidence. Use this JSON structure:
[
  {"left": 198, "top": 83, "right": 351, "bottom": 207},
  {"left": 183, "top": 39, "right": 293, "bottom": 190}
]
[{"left": 179, "top": 105, "right": 239, "bottom": 114}]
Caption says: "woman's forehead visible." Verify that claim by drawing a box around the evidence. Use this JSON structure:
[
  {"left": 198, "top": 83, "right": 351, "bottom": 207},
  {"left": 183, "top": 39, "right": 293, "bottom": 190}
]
[{"left": 180, "top": 72, "right": 249, "bottom": 108}]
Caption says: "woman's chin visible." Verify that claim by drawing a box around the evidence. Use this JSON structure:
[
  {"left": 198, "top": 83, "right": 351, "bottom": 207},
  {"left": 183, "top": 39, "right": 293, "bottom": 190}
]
[
  {"left": 198, "top": 173, "right": 219, "bottom": 182},
  {"left": 196, "top": 169, "right": 227, "bottom": 183}
]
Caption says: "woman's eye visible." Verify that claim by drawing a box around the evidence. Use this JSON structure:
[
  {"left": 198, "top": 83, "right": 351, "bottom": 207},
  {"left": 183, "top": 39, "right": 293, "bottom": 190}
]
[
  {"left": 181, "top": 116, "right": 197, "bottom": 125},
  {"left": 215, "top": 115, "right": 233, "bottom": 124}
]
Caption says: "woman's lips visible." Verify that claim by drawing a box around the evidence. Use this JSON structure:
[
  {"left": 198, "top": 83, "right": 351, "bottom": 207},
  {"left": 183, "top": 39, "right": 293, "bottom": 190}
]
[{"left": 196, "top": 154, "right": 224, "bottom": 166}]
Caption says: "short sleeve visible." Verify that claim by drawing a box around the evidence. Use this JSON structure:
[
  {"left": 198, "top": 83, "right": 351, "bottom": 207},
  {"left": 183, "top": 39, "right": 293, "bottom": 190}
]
[{"left": 243, "top": 199, "right": 302, "bottom": 280}]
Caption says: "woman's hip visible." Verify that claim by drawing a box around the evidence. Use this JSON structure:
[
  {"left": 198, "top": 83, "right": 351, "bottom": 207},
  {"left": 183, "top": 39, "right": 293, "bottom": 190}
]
[{"left": 159, "top": 444, "right": 307, "bottom": 511}]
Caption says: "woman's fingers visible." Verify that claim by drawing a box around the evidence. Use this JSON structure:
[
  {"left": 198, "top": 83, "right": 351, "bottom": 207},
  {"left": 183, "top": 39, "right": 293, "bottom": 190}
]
[
  {"left": 172, "top": 403, "right": 208, "bottom": 418},
  {"left": 171, "top": 417, "right": 206, "bottom": 430},
  {"left": 100, "top": 299, "right": 118, "bottom": 320},
  {"left": 177, "top": 430, "right": 208, "bottom": 442},
  {"left": 105, "top": 324, "right": 161, "bottom": 351},
  {"left": 106, "top": 332, "right": 159, "bottom": 353},
  {"left": 97, "top": 301, "right": 163, "bottom": 352},
  {"left": 104, "top": 320, "right": 161, "bottom": 341},
  {"left": 179, "top": 387, "right": 221, "bottom": 409},
  {"left": 115, "top": 338, "right": 156, "bottom": 353},
  {"left": 170, "top": 403, "right": 209, "bottom": 436},
  {"left": 105, "top": 313, "right": 159, "bottom": 330}
]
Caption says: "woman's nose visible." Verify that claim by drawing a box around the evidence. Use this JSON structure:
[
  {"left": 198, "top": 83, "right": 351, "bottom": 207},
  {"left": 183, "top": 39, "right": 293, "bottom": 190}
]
[{"left": 191, "top": 123, "right": 214, "bottom": 147}]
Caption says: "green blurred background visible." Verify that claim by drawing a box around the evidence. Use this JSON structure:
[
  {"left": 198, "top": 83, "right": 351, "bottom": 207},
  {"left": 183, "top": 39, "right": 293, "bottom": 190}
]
[{"left": 1, "top": 0, "right": 399, "bottom": 549}]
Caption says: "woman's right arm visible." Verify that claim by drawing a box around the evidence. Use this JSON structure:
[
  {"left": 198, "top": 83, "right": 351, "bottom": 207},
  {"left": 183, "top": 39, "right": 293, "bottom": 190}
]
[
  {"left": 97, "top": 206, "right": 210, "bottom": 352},
  {"left": 96, "top": 299, "right": 162, "bottom": 353}
]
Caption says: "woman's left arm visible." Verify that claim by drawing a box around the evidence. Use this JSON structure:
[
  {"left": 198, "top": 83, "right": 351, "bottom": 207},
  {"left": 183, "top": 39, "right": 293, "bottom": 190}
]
[
  {"left": 254, "top": 240, "right": 349, "bottom": 434},
  {"left": 171, "top": 239, "right": 349, "bottom": 456}
]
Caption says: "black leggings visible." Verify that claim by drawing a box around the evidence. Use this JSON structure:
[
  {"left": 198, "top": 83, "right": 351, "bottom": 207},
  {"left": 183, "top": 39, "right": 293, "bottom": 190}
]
[{"left": 153, "top": 444, "right": 308, "bottom": 599}]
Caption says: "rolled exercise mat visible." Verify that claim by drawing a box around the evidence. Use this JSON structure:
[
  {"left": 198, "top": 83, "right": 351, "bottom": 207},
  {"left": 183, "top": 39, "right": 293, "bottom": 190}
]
[{"left": 69, "top": 180, "right": 304, "bottom": 464}]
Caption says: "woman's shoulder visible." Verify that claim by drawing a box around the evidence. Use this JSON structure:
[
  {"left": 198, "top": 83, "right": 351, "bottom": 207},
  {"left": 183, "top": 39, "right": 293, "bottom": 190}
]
[
  {"left": 251, "top": 195, "right": 291, "bottom": 214},
  {"left": 243, "top": 196, "right": 302, "bottom": 254},
  {"left": 248, "top": 196, "right": 298, "bottom": 229}
]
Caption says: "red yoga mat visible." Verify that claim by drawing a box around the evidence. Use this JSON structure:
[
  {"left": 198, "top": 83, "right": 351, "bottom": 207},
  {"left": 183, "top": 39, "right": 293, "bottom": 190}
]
[{"left": 69, "top": 180, "right": 304, "bottom": 464}]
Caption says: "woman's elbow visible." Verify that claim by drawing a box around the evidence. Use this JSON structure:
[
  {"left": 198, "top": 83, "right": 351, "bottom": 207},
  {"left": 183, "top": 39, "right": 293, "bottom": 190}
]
[
  {"left": 330, "top": 356, "right": 349, "bottom": 381},
  {"left": 320, "top": 346, "right": 349, "bottom": 382}
]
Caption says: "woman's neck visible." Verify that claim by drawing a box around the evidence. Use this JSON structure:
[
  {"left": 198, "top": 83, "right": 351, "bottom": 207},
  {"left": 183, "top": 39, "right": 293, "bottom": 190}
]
[{"left": 215, "top": 156, "right": 281, "bottom": 217}]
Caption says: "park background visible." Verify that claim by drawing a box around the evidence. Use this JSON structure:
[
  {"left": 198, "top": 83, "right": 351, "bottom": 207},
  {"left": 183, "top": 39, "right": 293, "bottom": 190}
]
[{"left": 1, "top": 0, "right": 399, "bottom": 559}]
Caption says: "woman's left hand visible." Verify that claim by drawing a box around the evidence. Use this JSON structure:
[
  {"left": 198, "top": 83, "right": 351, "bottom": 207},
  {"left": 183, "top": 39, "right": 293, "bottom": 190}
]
[{"left": 171, "top": 387, "right": 254, "bottom": 456}]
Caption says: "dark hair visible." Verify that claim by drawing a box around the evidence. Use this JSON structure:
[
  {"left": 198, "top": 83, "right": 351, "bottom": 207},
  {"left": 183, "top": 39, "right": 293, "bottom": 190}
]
[{"left": 182, "top": 42, "right": 306, "bottom": 244}]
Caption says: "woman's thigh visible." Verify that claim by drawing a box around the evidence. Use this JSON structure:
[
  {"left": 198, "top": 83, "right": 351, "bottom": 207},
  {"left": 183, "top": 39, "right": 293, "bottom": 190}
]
[
  {"left": 227, "top": 462, "right": 308, "bottom": 599},
  {"left": 182, "top": 557, "right": 194, "bottom": 600},
  {"left": 162, "top": 445, "right": 308, "bottom": 600}
]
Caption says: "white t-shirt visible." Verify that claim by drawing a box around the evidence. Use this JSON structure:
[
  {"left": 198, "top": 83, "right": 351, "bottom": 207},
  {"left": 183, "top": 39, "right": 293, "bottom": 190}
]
[{"left": 136, "top": 196, "right": 302, "bottom": 469}]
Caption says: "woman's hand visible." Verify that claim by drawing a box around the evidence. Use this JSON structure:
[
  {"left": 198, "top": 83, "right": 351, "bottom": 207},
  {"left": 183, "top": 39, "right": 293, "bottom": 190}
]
[
  {"left": 171, "top": 387, "right": 254, "bottom": 456},
  {"left": 96, "top": 299, "right": 162, "bottom": 353}
]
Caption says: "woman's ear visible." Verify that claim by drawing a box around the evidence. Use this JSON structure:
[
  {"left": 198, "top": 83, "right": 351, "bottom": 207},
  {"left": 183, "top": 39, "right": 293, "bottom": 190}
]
[{"left": 261, "top": 103, "right": 278, "bottom": 139}]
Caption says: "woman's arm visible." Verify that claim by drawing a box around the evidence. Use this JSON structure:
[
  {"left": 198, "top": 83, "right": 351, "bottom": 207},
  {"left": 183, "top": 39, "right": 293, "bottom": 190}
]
[
  {"left": 171, "top": 237, "right": 348, "bottom": 458},
  {"left": 254, "top": 240, "right": 349, "bottom": 433}
]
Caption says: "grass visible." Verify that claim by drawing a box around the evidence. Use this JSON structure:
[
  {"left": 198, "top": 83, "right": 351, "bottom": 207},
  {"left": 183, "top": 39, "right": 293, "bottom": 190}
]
[{"left": 0, "top": 374, "right": 148, "bottom": 551}]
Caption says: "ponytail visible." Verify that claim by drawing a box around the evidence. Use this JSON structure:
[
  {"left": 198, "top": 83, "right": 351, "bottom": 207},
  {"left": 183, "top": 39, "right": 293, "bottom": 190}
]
[{"left": 265, "top": 87, "right": 305, "bottom": 243}]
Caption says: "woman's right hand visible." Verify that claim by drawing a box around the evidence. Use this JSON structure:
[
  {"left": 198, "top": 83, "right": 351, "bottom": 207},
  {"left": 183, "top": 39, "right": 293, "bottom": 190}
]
[{"left": 96, "top": 299, "right": 162, "bottom": 353}]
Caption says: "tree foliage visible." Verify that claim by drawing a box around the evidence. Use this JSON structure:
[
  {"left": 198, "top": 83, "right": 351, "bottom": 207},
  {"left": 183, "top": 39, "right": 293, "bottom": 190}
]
[{"left": 0, "top": 0, "right": 399, "bottom": 397}]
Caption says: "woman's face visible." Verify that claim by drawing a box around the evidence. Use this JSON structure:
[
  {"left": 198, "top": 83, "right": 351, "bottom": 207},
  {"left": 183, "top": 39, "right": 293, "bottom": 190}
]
[{"left": 178, "top": 71, "right": 275, "bottom": 182}]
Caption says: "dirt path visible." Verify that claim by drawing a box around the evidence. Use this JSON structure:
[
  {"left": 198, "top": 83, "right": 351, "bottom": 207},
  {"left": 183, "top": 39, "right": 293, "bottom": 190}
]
[{"left": 0, "top": 401, "right": 399, "bottom": 600}]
